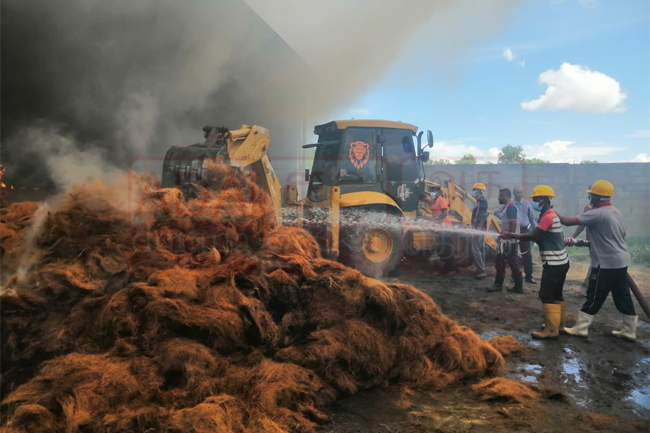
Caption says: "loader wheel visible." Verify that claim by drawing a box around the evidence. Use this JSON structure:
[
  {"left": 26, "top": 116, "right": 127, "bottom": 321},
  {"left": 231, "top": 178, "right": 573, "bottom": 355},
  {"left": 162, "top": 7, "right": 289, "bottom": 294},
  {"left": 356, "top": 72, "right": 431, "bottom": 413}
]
[
  {"left": 340, "top": 223, "right": 402, "bottom": 277},
  {"left": 362, "top": 228, "right": 394, "bottom": 264}
]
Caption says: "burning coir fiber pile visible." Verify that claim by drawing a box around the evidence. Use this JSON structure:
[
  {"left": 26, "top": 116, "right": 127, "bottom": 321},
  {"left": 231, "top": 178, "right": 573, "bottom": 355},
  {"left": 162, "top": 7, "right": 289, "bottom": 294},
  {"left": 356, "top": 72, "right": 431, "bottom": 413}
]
[{"left": 1, "top": 161, "right": 508, "bottom": 433}]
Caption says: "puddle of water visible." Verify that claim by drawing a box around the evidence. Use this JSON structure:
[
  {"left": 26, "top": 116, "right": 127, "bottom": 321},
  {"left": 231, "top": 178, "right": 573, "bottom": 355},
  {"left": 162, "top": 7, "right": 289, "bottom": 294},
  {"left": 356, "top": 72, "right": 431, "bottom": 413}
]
[
  {"left": 562, "top": 347, "right": 583, "bottom": 383},
  {"left": 524, "top": 364, "right": 542, "bottom": 374},
  {"left": 627, "top": 358, "right": 650, "bottom": 412},
  {"left": 628, "top": 385, "right": 650, "bottom": 410},
  {"left": 520, "top": 375, "right": 538, "bottom": 384}
]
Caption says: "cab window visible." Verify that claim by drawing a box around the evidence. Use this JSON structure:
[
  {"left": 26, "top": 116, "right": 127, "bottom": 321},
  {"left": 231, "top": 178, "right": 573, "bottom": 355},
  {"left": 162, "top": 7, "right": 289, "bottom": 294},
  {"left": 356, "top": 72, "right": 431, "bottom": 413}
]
[
  {"left": 382, "top": 129, "right": 417, "bottom": 182},
  {"left": 338, "top": 128, "right": 377, "bottom": 183}
]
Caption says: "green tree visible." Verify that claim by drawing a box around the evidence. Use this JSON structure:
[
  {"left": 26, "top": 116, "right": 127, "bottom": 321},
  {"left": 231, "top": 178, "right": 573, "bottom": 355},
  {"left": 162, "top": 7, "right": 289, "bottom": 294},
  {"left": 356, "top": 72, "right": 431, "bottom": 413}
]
[
  {"left": 456, "top": 154, "right": 477, "bottom": 164},
  {"left": 498, "top": 144, "right": 525, "bottom": 164},
  {"left": 525, "top": 157, "right": 551, "bottom": 164},
  {"left": 580, "top": 160, "right": 598, "bottom": 164},
  {"left": 425, "top": 159, "right": 452, "bottom": 165}
]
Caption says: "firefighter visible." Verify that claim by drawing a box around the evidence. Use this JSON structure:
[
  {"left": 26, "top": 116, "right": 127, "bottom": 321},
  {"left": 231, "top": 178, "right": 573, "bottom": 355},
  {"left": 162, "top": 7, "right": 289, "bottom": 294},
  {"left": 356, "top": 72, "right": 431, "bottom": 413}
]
[
  {"left": 500, "top": 185, "right": 569, "bottom": 339},
  {"left": 486, "top": 188, "right": 523, "bottom": 293},
  {"left": 556, "top": 180, "right": 637, "bottom": 340},
  {"left": 471, "top": 183, "right": 489, "bottom": 279}
]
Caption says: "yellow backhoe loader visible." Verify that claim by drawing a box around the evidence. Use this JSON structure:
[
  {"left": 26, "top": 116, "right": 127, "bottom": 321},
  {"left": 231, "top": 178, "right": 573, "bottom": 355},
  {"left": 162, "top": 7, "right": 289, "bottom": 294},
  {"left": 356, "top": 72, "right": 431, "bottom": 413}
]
[{"left": 162, "top": 121, "right": 501, "bottom": 276}]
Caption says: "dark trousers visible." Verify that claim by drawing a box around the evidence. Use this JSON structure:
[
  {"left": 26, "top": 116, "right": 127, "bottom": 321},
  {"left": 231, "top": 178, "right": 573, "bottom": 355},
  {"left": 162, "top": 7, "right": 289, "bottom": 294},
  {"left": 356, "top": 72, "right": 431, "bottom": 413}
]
[
  {"left": 495, "top": 242, "right": 522, "bottom": 283},
  {"left": 582, "top": 267, "right": 636, "bottom": 316},
  {"left": 438, "top": 236, "right": 457, "bottom": 273},
  {"left": 520, "top": 225, "right": 533, "bottom": 278},
  {"left": 539, "top": 262, "right": 569, "bottom": 303}
]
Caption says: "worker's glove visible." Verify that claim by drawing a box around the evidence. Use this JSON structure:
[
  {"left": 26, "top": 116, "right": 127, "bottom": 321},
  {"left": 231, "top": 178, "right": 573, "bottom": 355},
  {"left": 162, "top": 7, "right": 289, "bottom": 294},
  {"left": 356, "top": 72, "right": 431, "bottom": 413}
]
[{"left": 564, "top": 237, "right": 576, "bottom": 246}]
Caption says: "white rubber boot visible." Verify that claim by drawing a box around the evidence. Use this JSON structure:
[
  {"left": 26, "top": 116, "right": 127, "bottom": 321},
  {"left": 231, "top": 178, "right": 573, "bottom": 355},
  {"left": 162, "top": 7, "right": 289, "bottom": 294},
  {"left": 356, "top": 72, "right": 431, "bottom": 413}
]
[
  {"left": 564, "top": 311, "right": 594, "bottom": 337},
  {"left": 612, "top": 315, "right": 638, "bottom": 341}
]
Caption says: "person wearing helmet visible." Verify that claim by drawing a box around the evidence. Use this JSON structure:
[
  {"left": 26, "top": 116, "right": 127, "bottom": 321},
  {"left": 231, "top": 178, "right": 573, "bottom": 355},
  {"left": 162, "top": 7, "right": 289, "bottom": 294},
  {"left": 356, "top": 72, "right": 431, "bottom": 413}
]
[
  {"left": 556, "top": 180, "right": 637, "bottom": 341},
  {"left": 486, "top": 188, "right": 523, "bottom": 294},
  {"left": 499, "top": 185, "right": 569, "bottom": 339},
  {"left": 470, "top": 183, "right": 489, "bottom": 279}
]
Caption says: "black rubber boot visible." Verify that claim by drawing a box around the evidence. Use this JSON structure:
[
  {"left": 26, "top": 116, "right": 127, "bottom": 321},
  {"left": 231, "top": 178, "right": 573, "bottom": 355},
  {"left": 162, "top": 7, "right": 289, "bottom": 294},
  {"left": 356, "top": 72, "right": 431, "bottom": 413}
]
[
  {"left": 507, "top": 276, "right": 524, "bottom": 294},
  {"left": 486, "top": 276, "right": 504, "bottom": 292}
]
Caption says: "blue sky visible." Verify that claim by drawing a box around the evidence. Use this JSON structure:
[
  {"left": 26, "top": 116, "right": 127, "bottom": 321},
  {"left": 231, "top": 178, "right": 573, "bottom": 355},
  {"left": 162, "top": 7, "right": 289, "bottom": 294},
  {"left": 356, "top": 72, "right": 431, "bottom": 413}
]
[{"left": 332, "top": 0, "right": 650, "bottom": 163}]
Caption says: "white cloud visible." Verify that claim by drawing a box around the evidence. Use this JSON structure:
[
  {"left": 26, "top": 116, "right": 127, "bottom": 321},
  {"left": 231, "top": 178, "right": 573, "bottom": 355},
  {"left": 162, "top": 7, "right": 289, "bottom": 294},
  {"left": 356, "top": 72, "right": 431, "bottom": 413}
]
[
  {"left": 431, "top": 140, "right": 500, "bottom": 163},
  {"left": 627, "top": 129, "right": 650, "bottom": 138},
  {"left": 633, "top": 153, "right": 650, "bottom": 163},
  {"left": 501, "top": 47, "right": 525, "bottom": 68},
  {"left": 522, "top": 140, "right": 625, "bottom": 163},
  {"left": 521, "top": 63, "right": 627, "bottom": 113},
  {"left": 502, "top": 47, "right": 515, "bottom": 62}
]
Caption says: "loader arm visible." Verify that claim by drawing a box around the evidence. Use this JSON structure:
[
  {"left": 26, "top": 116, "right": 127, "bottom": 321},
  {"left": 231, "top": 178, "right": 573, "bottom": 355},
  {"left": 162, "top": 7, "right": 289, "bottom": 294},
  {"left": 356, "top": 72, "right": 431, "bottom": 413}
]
[
  {"left": 227, "top": 125, "right": 282, "bottom": 221},
  {"left": 443, "top": 179, "right": 474, "bottom": 225},
  {"left": 443, "top": 179, "right": 500, "bottom": 252}
]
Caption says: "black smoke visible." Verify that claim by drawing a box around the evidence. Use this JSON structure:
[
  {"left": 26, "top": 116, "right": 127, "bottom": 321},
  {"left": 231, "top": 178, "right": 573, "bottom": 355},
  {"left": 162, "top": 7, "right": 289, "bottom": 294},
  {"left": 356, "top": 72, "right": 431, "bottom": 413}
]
[{"left": 1, "top": 0, "right": 308, "bottom": 192}]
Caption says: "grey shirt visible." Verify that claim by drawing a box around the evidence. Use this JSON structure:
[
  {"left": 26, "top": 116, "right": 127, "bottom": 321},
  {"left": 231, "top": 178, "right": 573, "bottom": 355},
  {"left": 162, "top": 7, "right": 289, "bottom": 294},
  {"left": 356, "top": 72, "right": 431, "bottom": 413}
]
[
  {"left": 499, "top": 201, "right": 520, "bottom": 246},
  {"left": 576, "top": 203, "right": 631, "bottom": 269},
  {"left": 514, "top": 200, "right": 537, "bottom": 229}
]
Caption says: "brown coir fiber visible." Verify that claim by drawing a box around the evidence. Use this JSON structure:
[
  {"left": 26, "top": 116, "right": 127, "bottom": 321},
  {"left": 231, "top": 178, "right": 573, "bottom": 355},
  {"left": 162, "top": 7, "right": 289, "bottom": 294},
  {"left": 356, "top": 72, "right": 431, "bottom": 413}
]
[
  {"left": 488, "top": 335, "right": 527, "bottom": 356},
  {"left": 472, "top": 377, "right": 540, "bottom": 405},
  {"left": 1, "top": 162, "right": 505, "bottom": 433},
  {"left": 0, "top": 201, "right": 40, "bottom": 283}
]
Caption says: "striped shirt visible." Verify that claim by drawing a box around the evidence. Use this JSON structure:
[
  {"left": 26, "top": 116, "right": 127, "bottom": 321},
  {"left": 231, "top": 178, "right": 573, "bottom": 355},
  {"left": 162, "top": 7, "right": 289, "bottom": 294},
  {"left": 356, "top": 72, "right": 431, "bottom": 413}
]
[{"left": 536, "top": 207, "right": 569, "bottom": 265}]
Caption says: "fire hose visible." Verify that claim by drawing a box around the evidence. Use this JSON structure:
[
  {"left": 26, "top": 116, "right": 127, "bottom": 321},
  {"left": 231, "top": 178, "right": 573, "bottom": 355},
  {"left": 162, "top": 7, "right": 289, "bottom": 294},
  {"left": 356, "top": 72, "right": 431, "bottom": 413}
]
[{"left": 565, "top": 238, "right": 649, "bottom": 318}]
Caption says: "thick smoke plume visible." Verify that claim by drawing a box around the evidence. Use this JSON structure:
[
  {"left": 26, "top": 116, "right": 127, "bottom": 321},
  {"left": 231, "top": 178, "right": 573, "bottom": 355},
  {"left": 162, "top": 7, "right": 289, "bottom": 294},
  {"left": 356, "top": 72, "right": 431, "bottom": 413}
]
[{"left": 1, "top": 0, "right": 521, "bottom": 193}]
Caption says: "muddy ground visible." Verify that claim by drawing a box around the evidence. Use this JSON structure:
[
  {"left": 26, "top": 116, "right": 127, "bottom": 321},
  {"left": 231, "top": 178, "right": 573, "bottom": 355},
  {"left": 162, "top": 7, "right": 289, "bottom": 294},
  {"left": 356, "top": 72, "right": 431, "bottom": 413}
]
[{"left": 321, "top": 260, "right": 650, "bottom": 433}]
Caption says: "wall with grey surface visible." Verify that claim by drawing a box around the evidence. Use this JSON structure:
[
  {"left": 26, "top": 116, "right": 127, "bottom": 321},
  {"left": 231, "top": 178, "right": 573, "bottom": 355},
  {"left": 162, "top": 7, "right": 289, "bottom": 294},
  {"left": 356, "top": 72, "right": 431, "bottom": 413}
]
[{"left": 424, "top": 163, "right": 650, "bottom": 238}]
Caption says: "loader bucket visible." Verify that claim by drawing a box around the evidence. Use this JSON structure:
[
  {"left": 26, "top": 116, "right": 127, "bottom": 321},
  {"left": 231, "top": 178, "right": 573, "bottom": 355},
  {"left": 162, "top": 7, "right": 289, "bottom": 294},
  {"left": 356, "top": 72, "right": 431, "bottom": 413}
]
[{"left": 161, "top": 144, "right": 227, "bottom": 190}]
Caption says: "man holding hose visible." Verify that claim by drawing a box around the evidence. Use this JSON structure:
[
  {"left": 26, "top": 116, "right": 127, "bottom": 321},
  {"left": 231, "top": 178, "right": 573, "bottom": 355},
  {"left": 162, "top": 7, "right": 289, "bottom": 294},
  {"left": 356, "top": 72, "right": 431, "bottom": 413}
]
[
  {"left": 555, "top": 180, "right": 637, "bottom": 341},
  {"left": 499, "top": 185, "right": 569, "bottom": 339}
]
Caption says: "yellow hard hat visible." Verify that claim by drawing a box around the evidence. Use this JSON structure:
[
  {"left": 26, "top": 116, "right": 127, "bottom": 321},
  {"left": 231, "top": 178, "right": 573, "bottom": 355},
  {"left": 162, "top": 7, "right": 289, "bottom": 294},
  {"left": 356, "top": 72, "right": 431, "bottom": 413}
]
[
  {"left": 588, "top": 180, "right": 614, "bottom": 197},
  {"left": 472, "top": 183, "right": 486, "bottom": 191},
  {"left": 530, "top": 185, "right": 555, "bottom": 199}
]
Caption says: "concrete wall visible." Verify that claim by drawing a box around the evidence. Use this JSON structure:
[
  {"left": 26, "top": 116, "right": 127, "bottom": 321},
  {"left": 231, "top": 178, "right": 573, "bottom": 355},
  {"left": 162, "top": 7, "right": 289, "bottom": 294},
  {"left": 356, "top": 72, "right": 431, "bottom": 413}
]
[{"left": 424, "top": 163, "right": 650, "bottom": 239}]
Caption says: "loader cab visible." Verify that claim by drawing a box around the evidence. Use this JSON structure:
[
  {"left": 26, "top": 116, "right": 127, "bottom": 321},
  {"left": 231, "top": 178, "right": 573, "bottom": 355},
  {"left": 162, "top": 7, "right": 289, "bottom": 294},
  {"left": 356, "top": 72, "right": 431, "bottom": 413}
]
[{"left": 305, "top": 120, "right": 432, "bottom": 214}]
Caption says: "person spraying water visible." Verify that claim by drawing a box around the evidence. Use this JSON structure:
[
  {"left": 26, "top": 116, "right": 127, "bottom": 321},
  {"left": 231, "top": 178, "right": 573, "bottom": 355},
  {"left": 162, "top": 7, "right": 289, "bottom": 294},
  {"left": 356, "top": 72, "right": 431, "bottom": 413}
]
[
  {"left": 555, "top": 180, "right": 638, "bottom": 341},
  {"left": 499, "top": 185, "right": 569, "bottom": 339}
]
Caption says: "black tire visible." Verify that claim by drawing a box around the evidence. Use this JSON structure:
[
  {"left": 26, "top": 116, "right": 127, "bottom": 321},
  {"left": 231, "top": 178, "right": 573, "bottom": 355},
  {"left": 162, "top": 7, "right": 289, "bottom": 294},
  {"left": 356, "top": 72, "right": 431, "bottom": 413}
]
[{"left": 338, "top": 208, "right": 403, "bottom": 277}]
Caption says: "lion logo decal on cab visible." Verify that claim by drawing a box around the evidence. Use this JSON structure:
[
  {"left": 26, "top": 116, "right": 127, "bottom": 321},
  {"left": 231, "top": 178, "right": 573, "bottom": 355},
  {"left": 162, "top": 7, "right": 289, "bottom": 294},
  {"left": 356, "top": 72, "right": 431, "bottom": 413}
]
[{"left": 349, "top": 141, "right": 370, "bottom": 169}]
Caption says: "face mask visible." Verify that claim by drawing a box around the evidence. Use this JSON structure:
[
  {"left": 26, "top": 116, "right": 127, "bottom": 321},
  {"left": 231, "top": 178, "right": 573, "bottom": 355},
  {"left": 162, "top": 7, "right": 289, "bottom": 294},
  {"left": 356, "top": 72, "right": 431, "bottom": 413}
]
[
  {"left": 472, "top": 191, "right": 481, "bottom": 198},
  {"left": 430, "top": 192, "right": 438, "bottom": 199},
  {"left": 531, "top": 202, "right": 543, "bottom": 212}
]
